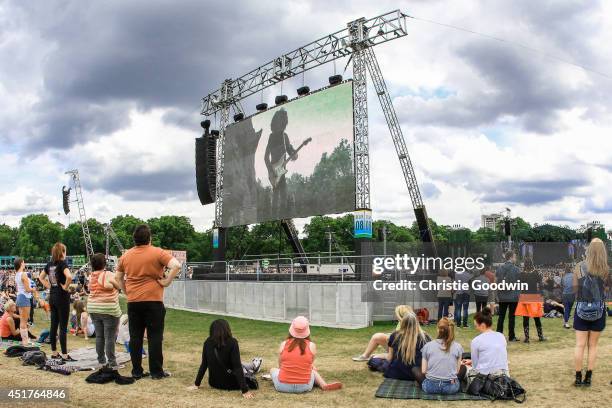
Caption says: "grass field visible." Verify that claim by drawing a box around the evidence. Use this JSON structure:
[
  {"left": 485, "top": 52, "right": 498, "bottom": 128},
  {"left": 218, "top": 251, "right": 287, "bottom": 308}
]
[{"left": 2, "top": 302, "right": 610, "bottom": 408}]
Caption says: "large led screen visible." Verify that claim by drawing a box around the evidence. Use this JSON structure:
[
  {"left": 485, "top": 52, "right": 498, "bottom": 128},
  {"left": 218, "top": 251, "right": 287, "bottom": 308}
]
[{"left": 221, "top": 81, "right": 355, "bottom": 227}]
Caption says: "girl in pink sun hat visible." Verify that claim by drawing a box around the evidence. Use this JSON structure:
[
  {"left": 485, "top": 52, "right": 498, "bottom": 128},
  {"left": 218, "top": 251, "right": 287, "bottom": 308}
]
[{"left": 269, "top": 316, "right": 342, "bottom": 393}]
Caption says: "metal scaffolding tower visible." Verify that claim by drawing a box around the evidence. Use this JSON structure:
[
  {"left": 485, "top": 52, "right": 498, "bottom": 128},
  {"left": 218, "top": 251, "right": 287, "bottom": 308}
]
[
  {"left": 104, "top": 224, "right": 125, "bottom": 258},
  {"left": 200, "top": 9, "right": 436, "bottom": 255},
  {"left": 65, "top": 169, "right": 94, "bottom": 263}
]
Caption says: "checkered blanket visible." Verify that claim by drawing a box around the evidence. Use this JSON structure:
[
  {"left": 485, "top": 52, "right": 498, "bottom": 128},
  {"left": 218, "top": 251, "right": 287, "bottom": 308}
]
[
  {"left": 375, "top": 378, "right": 488, "bottom": 401},
  {"left": 0, "top": 340, "right": 42, "bottom": 350}
]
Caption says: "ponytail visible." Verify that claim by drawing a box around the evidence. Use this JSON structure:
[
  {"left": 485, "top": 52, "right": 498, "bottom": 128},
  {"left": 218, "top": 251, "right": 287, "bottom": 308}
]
[{"left": 436, "top": 317, "right": 455, "bottom": 352}]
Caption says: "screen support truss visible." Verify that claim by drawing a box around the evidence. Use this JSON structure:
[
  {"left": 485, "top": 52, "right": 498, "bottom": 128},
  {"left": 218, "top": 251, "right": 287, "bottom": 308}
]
[{"left": 202, "top": 9, "right": 435, "bottom": 251}]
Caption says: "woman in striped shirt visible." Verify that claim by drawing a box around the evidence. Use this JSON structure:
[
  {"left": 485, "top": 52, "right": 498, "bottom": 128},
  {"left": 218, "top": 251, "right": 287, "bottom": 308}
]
[{"left": 87, "top": 253, "right": 122, "bottom": 370}]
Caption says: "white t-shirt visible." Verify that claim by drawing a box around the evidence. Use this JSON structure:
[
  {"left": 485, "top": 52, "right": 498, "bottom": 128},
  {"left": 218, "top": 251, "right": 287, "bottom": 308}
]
[{"left": 470, "top": 331, "right": 508, "bottom": 374}]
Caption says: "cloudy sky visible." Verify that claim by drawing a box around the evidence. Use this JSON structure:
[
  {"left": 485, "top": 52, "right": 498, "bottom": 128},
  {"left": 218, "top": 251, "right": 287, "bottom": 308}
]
[{"left": 1, "top": 0, "right": 611, "bottom": 233}]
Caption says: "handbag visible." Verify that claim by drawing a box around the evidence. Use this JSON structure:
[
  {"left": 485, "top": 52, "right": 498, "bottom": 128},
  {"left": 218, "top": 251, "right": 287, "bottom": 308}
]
[
  {"left": 214, "top": 348, "right": 259, "bottom": 390},
  {"left": 467, "top": 373, "right": 526, "bottom": 403}
]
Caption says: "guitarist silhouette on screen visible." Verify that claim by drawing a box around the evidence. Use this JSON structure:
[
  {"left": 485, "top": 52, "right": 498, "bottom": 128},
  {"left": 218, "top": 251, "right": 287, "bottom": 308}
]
[{"left": 264, "top": 109, "right": 311, "bottom": 217}]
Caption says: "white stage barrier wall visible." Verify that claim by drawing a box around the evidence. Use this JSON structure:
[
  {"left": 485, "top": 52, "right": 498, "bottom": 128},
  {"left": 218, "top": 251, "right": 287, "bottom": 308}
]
[{"left": 164, "top": 280, "right": 371, "bottom": 328}]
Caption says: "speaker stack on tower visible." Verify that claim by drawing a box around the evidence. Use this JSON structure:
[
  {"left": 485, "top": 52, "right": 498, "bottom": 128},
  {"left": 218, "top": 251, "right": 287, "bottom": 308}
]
[{"left": 195, "top": 120, "right": 217, "bottom": 205}]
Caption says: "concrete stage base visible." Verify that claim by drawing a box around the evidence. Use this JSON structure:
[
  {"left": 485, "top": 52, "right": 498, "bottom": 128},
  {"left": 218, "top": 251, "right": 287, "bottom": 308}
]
[{"left": 164, "top": 280, "right": 371, "bottom": 328}]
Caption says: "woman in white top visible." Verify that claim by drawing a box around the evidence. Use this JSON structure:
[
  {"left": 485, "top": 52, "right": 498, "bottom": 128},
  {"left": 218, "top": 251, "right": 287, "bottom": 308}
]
[{"left": 14, "top": 258, "right": 35, "bottom": 346}]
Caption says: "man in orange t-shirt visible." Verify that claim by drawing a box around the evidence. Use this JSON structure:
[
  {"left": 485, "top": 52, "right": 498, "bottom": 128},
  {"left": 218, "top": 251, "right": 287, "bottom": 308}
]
[{"left": 115, "top": 224, "right": 181, "bottom": 380}]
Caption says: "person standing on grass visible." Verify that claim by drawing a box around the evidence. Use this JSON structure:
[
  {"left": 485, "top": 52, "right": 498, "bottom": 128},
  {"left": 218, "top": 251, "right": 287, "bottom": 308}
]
[
  {"left": 484, "top": 263, "right": 497, "bottom": 312},
  {"left": 471, "top": 268, "right": 489, "bottom": 314},
  {"left": 15, "top": 258, "right": 35, "bottom": 345},
  {"left": 453, "top": 268, "right": 472, "bottom": 328},
  {"left": 561, "top": 264, "right": 575, "bottom": 329},
  {"left": 115, "top": 224, "right": 181, "bottom": 380},
  {"left": 420, "top": 318, "right": 464, "bottom": 395},
  {"left": 88, "top": 253, "right": 122, "bottom": 371},
  {"left": 436, "top": 270, "right": 452, "bottom": 321},
  {"left": 270, "top": 316, "right": 342, "bottom": 393},
  {"left": 39, "top": 243, "right": 75, "bottom": 361},
  {"left": 496, "top": 251, "right": 520, "bottom": 341},
  {"left": 572, "top": 238, "right": 609, "bottom": 387},
  {"left": 515, "top": 263, "right": 546, "bottom": 343}
]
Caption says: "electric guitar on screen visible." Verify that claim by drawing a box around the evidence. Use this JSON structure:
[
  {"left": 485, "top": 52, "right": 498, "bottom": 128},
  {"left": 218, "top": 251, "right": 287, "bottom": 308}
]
[{"left": 268, "top": 137, "right": 312, "bottom": 188}]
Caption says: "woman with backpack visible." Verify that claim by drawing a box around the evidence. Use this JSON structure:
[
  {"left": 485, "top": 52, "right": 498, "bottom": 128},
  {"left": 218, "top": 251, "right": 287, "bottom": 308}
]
[
  {"left": 573, "top": 238, "right": 610, "bottom": 387},
  {"left": 188, "top": 319, "right": 261, "bottom": 398}
]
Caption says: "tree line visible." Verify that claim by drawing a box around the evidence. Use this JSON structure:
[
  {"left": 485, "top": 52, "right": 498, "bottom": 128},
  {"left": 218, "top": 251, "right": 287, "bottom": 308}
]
[{"left": 0, "top": 213, "right": 607, "bottom": 263}]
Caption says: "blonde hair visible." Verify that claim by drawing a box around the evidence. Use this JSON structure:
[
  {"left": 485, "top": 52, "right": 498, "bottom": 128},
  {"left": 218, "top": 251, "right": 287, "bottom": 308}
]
[
  {"left": 437, "top": 317, "right": 456, "bottom": 352},
  {"left": 394, "top": 305, "right": 413, "bottom": 321},
  {"left": 586, "top": 238, "right": 609, "bottom": 279},
  {"left": 51, "top": 242, "right": 67, "bottom": 262},
  {"left": 393, "top": 311, "right": 427, "bottom": 365},
  {"left": 3, "top": 300, "right": 16, "bottom": 313}
]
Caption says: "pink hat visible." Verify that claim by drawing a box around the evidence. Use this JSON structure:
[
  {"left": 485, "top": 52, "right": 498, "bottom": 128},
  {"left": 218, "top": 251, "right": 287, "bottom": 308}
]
[{"left": 289, "top": 316, "right": 310, "bottom": 339}]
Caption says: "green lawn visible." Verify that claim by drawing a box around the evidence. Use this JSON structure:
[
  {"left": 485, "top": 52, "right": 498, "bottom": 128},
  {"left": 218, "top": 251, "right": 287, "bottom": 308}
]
[{"left": 2, "top": 301, "right": 610, "bottom": 408}]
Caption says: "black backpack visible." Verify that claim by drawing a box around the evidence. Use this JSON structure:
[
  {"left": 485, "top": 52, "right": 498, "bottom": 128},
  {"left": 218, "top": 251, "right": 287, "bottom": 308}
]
[
  {"left": 4, "top": 345, "right": 39, "bottom": 358},
  {"left": 21, "top": 350, "right": 47, "bottom": 367},
  {"left": 467, "top": 373, "right": 526, "bottom": 403}
]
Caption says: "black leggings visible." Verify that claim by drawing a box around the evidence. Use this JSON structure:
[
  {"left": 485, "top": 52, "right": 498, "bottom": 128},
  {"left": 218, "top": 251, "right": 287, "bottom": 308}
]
[{"left": 49, "top": 297, "right": 70, "bottom": 354}]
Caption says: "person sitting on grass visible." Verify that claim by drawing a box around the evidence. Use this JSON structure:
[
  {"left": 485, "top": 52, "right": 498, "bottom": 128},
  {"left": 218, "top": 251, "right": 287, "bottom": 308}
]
[
  {"left": 383, "top": 311, "right": 431, "bottom": 381},
  {"left": 352, "top": 305, "right": 412, "bottom": 361},
  {"left": 420, "top": 318, "right": 464, "bottom": 395},
  {"left": 1, "top": 300, "right": 21, "bottom": 341},
  {"left": 461, "top": 307, "right": 508, "bottom": 386},
  {"left": 188, "top": 319, "right": 262, "bottom": 399},
  {"left": 0, "top": 300, "right": 36, "bottom": 341},
  {"left": 270, "top": 316, "right": 342, "bottom": 393}
]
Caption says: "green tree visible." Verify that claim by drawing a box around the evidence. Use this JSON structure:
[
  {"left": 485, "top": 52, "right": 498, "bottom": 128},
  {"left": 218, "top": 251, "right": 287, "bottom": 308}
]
[
  {"left": 110, "top": 215, "right": 145, "bottom": 251},
  {"left": 14, "top": 214, "right": 63, "bottom": 262},
  {"left": 0, "top": 224, "right": 18, "bottom": 255}
]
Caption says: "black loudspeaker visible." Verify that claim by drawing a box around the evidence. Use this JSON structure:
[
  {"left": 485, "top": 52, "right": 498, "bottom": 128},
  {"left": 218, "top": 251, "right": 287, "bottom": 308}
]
[
  {"left": 329, "top": 74, "right": 343, "bottom": 86},
  {"left": 62, "top": 186, "right": 71, "bottom": 215},
  {"left": 256, "top": 103, "right": 268, "bottom": 111},
  {"left": 195, "top": 133, "right": 216, "bottom": 205},
  {"left": 275, "top": 95, "right": 288, "bottom": 105},
  {"left": 504, "top": 219, "right": 511, "bottom": 236},
  {"left": 414, "top": 206, "right": 433, "bottom": 242},
  {"left": 297, "top": 86, "right": 310, "bottom": 96},
  {"left": 377, "top": 227, "right": 384, "bottom": 242}
]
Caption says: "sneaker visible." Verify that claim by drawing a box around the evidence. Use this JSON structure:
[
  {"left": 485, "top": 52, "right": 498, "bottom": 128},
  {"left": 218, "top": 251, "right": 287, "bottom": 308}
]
[
  {"left": 152, "top": 371, "right": 172, "bottom": 380},
  {"left": 62, "top": 355, "right": 77, "bottom": 362},
  {"left": 51, "top": 354, "right": 62, "bottom": 360},
  {"left": 508, "top": 338, "right": 520, "bottom": 342},
  {"left": 462, "top": 324, "right": 469, "bottom": 328},
  {"left": 132, "top": 371, "right": 150, "bottom": 380},
  {"left": 563, "top": 323, "right": 570, "bottom": 329},
  {"left": 352, "top": 355, "right": 369, "bottom": 362}
]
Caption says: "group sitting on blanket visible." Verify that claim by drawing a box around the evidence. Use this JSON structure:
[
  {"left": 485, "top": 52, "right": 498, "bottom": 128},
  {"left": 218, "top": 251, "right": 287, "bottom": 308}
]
[{"left": 354, "top": 306, "right": 508, "bottom": 395}]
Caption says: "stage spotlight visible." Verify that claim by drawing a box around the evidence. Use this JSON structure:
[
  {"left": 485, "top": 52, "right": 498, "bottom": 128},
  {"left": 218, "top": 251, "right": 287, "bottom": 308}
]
[
  {"left": 275, "top": 95, "right": 288, "bottom": 105},
  {"left": 233, "top": 113, "right": 244, "bottom": 122},
  {"left": 297, "top": 86, "right": 310, "bottom": 96},
  {"left": 256, "top": 103, "right": 268, "bottom": 111},
  {"left": 328, "top": 74, "right": 343, "bottom": 86},
  {"left": 377, "top": 28, "right": 384, "bottom": 36},
  {"left": 201, "top": 120, "right": 211, "bottom": 129},
  {"left": 210, "top": 130, "right": 220, "bottom": 137}
]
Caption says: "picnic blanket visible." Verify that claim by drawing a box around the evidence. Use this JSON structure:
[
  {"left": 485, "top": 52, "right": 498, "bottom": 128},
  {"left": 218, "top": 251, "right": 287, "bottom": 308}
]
[
  {"left": 375, "top": 378, "right": 488, "bottom": 401},
  {"left": 1, "top": 340, "right": 42, "bottom": 350},
  {"left": 61, "top": 347, "right": 132, "bottom": 371}
]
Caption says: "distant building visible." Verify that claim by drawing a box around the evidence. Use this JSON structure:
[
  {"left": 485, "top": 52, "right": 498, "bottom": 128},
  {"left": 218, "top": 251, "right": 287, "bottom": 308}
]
[
  {"left": 587, "top": 220, "right": 604, "bottom": 231},
  {"left": 481, "top": 213, "right": 503, "bottom": 230}
]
